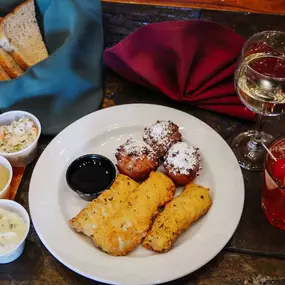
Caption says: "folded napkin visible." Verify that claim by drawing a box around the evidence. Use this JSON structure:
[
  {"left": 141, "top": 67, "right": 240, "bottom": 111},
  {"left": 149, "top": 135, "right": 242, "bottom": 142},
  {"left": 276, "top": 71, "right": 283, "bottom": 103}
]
[
  {"left": 104, "top": 20, "right": 255, "bottom": 120},
  {"left": 0, "top": 0, "right": 103, "bottom": 135}
]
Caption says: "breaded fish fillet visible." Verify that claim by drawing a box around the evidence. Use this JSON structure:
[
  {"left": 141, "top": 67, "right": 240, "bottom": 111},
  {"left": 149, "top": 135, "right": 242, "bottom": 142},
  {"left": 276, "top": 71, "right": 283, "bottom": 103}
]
[
  {"left": 92, "top": 171, "right": 175, "bottom": 256},
  {"left": 69, "top": 174, "right": 139, "bottom": 237},
  {"left": 143, "top": 183, "right": 212, "bottom": 253}
]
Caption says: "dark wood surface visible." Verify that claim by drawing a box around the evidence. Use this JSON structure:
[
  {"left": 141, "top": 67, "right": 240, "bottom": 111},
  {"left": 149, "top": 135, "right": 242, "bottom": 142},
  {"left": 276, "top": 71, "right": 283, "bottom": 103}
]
[
  {"left": 102, "top": 3, "right": 285, "bottom": 48},
  {"left": 3, "top": 3, "right": 285, "bottom": 285},
  {"left": 102, "top": 0, "right": 285, "bottom": 16},
  {"left": 102, "top": 3, "right": 200, "bottom": 48},
  {"left": 200, "top": 10, "right": 285, "bottom": 38}
]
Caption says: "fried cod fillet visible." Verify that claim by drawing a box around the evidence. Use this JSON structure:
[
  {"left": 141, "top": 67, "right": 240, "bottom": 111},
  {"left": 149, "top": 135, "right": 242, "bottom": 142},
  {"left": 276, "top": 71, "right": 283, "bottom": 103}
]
[
  {"left": 143, "top": 183, "right": 212, "bottom": 253},
  {"left": 69, "top": 174, "right": 139, "bottom": 237},
  {"left": 92, "top": 171, "right": 175, "bottom": 256}
]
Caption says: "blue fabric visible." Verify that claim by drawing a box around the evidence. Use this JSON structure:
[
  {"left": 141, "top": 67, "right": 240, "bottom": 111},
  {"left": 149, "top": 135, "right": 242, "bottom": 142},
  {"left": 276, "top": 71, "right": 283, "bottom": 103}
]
[{"left": 0, "top": 0, "right": 103, "bottom": 135}]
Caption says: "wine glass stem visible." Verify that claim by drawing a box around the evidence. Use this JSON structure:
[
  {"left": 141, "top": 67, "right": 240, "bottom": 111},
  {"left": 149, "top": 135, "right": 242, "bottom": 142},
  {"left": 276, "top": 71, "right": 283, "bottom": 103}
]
[
  {"left": 255, "top": 114, "right": 264, "bottom": 141},
  {"left": 247, "top": 114, "right": 264, "bottom": 151}
]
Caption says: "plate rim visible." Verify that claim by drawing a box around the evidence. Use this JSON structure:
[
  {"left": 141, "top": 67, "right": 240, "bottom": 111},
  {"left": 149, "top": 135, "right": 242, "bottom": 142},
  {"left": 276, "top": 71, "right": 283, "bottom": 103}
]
[{"left": 29, "top": 103, "right": 245, "bottom": 285}]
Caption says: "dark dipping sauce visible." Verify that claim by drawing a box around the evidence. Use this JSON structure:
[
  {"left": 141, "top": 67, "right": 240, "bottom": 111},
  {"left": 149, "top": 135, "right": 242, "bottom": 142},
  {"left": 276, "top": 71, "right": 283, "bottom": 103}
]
[{"left": 66, "top": 154, "right": 116, "bottom": 201}]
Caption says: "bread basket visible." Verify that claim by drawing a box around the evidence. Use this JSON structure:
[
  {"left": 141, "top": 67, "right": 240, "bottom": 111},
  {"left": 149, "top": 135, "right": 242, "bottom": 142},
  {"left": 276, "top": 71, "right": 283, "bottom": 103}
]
[{"left": 0, "top": 0, "right": 103, "bottom": 135}]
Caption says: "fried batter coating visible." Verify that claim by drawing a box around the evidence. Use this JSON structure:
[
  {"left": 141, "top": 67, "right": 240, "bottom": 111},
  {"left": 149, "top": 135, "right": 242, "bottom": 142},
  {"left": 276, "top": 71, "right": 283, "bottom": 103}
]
[
  {"left": 92, "top": 172, "right": 175, "bottom": 256},
  {"left": 115, "top": 138, "right": 159, "bottom": 181},
  {"left": 143, "top": 183, "right": 212, "bottom": 253},
  {"left": 69, "top": 174, "right": 139, "bottom": 237}
]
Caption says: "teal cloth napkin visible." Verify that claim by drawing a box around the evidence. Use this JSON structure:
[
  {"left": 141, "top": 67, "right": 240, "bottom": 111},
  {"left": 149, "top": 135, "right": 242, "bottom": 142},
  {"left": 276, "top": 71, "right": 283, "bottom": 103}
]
[{"left": 0, "top": 0, "right": 103, "bottom": 135}]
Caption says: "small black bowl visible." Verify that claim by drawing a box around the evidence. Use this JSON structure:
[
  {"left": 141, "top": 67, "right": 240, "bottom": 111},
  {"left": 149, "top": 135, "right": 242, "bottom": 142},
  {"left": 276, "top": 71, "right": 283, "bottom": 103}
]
[{"left": 66, "top": 154, "right": 116, "bottom": 201}]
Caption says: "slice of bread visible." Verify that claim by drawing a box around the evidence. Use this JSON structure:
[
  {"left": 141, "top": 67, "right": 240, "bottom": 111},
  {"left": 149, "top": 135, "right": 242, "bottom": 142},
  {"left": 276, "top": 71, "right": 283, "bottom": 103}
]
[
  {"left": 0, "top": 48, "right": 23, "bottom": 78},
  {"left": 0, "top": 0, "right": 48, "bottom": 70},
  {"left": 0, "top": 17, "right": 10, "bottom": 81},
  {"left": 0, "top": 65, "right": 10, "bottom": 81}
]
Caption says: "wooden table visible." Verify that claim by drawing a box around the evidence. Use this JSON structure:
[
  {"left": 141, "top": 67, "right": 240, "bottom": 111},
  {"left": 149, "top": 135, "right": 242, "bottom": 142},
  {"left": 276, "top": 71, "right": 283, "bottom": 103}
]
[
  {"left": 2, "top": 3, "right": 285, "bottom": 285},
  {"left": 102, "top": 0, "right": 285, "bottom": 15}
]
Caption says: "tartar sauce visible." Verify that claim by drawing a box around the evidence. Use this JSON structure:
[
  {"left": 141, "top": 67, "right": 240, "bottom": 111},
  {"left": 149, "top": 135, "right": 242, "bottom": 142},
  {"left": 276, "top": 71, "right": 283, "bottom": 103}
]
[
  {"left": 0, "top": 117, "right": 38, "bottom": 153},
  {"left": 0, "top": 208, "right": 26, "bottom": 254}
]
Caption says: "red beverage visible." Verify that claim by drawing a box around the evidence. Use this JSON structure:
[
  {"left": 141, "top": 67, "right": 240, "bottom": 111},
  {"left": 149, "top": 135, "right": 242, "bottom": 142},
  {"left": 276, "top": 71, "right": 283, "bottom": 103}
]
[
  {"left": 262, "top": 137, "right": 285, "bottom": 230},
  {"left": 249, "top": 56, "right": 285, "bottom": 78}
]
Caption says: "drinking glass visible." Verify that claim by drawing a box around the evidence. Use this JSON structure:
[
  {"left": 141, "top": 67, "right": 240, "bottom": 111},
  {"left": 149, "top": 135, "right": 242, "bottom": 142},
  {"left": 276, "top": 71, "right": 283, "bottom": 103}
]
[
  {"left": 231, "top": 31, "right": 285, "bottom": 171},
  {"left": 262, "top": 136, "right": 285, "bottom": 230}
]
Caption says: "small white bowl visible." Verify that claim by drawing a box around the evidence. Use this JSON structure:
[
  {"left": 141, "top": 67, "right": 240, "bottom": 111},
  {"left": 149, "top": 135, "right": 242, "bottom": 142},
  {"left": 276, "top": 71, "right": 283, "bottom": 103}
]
[
  {"left": 0, "top": 111, "right": 41, "bottom": 167},
  {"left": 0, "top": 156, "right": 13, "bottom": 199},
  {"left": 0, "top": 199, "right": 30, "bottom": 264}
]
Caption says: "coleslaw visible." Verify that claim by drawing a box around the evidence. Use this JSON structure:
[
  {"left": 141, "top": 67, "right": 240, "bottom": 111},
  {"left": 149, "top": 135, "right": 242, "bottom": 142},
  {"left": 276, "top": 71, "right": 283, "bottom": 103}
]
[{"left": 0, "top": 117, "right": 38, "bottom": 153}]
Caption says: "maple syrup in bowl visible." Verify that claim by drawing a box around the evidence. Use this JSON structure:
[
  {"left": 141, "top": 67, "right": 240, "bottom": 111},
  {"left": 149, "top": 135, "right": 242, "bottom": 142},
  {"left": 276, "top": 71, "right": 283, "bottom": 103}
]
[
  {"left": 66, "top": 154, "right": 116, "bottom": 201},
  {"left": 262, "top": 136, "right": 285, "bottom": 230}
]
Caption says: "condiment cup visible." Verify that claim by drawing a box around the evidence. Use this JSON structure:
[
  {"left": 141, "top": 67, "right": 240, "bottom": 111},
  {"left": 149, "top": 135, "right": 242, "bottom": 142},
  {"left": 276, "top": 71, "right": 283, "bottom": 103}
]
[
  {"left": 0, "top": 200, "right": 30, "bottom": 264},
  {"left": 0, "top": 156, "right": 13, "bottom": 199},
  {"left": 66, "top": 154, "right": 116, "bottom": 201},
  {"left": 0, "top": 111, "right": 41, "bottom": 167}
]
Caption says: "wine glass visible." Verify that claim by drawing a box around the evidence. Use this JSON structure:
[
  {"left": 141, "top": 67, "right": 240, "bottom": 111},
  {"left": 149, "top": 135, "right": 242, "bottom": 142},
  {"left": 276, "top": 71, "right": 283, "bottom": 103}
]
[{"left": 231, "top": 31, "right": 285, "bottom": 171}]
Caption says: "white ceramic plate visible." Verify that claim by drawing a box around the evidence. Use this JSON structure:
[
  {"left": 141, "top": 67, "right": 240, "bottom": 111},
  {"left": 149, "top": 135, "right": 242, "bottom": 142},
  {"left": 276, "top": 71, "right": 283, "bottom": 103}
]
[{"left": 29, "top": 104, "right": 244, "bottom": 285}]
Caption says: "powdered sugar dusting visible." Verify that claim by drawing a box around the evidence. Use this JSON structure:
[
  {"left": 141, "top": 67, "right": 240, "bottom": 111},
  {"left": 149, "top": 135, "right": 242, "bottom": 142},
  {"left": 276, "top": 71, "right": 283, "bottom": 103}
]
[
  {"left": 149, "top": 122, "right": 170, "bottom": 140},
  {"left": 117, "top": 138, "right": 156, "bottom": 160},
  {"left": 143, "top": 120, "right": 182, "bottom": 157},
  {"left": 144, "top": 121, "right": 172, "bottom": 142},
  {"left": 164, "top": 142, "right": 200, "bottom": 175}
]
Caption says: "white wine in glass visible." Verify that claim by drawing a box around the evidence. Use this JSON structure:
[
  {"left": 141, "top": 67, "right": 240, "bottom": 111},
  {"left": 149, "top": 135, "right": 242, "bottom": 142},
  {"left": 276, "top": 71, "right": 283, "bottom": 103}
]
[
  {"left": 237, "top": 53, "right": 285, "bottom": 116},
  {"left": 231, "top": 31, "right": 285, "bottom": 171}
]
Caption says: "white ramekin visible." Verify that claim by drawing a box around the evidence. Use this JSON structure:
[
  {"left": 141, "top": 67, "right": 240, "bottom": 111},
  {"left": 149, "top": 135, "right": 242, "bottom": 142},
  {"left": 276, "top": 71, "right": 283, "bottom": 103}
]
[
  {"left": 0, "top": 111, "right": 41, "bottom": 167},
  {"left": 0, "top": 199, "right": 30, "bottom": 264},
  {"left": 0, "top": 156, "right": 13, "bottom": 199}
]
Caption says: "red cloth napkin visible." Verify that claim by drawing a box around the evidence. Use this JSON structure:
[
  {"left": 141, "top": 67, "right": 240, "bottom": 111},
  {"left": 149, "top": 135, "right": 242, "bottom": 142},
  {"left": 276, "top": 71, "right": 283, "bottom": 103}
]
[{"left": 104, "top": 20, "right": 255, "bottom": 120}]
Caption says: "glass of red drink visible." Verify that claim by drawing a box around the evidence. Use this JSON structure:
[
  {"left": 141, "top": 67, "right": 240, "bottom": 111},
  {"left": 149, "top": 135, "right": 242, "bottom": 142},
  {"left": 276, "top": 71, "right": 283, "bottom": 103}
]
[{"left": 262, "top": 136, "right": 285, "bottom": 230}]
